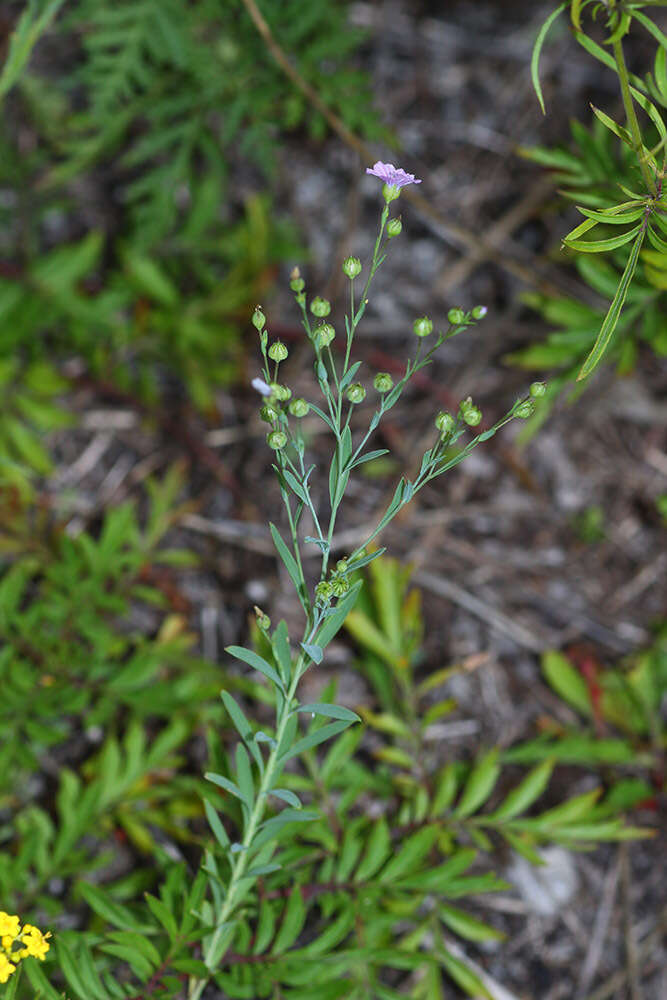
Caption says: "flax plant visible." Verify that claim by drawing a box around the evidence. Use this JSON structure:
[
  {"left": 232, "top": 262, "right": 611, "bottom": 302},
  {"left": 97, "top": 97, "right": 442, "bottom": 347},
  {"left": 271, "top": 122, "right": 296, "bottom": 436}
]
[{"left": 189, "top": 162, "right": 542, "bottom": 998}]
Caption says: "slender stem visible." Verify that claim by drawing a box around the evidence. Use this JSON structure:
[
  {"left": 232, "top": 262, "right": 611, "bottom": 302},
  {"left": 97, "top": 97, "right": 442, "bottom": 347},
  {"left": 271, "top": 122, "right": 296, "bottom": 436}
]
[
  {"left": 612, "top": 33, "right": 656, "bottom": 195},
  {"left": 189, "top": 625, "right": 320, "bottom": 1000}
]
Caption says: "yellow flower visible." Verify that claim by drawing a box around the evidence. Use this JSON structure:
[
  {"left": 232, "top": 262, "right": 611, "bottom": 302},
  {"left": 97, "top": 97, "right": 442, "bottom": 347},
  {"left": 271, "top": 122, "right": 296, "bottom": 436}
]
[
  {"left": 0, "top": 953, "right": 16, "bottom": 983},
  {"left": 19, "top": 925, "right": 51, "bottom": 961},
  {"left": 0, "top": 912, "right": 20, "bottom": 941}
]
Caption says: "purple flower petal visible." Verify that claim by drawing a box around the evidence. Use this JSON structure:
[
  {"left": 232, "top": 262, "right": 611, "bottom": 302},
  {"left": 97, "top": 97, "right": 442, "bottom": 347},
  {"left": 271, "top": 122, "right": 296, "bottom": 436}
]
[
  {"left": 366, "top": 161, "right": 422, "bottom": 188},
  {"left": 252, "top": 377, "right": 272, "bottom": 396}
]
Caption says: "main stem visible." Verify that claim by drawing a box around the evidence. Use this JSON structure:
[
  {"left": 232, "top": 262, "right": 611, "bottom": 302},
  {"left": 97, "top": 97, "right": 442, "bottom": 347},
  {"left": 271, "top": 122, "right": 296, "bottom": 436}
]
[
  {"left": 188, "top": 655, "right": 307, "bottom": 1000},
  {"left": 612, "top": 35, "right": 656, "bottom": 196}
]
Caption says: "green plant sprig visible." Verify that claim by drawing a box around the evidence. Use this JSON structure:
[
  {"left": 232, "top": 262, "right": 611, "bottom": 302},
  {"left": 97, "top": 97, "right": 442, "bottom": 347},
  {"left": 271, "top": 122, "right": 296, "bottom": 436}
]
[{"left": 188, "top": 165, "right": 544, "bottom": 999}]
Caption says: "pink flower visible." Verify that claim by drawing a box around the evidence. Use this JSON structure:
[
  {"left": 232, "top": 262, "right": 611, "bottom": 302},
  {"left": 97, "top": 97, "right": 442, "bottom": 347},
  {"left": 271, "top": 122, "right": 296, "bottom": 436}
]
[{"left": 366, "top": 162, "right": 422, "bottom": 188}]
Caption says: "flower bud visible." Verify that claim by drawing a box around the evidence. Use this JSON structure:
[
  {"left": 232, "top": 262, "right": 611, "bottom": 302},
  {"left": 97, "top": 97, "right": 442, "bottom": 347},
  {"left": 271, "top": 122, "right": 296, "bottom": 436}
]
[
  {"left": 515, "top": 400, "right": 535, "bottom": 419},
  {"left": 335, "top": 559, "right": 348, "bottom": 574},
  {"left": 447, "top": 307, "right": 466, "bottom": 325},
  {"left": 260, "top": 403, "right": 279, "bottom": 423},
  {"left": 290, "top": 266, "right": 304, "bottom": 292},
  {"left": 346, "top": 382, "right": 366, "bottom": 404},
  {"left": 413, "top": 316, "right": 433, "bottom": 338},
  {"left": 254, "top": 606, "right": 271, "bottom": 631},
  {"left": 310, "top": 296, "right": 331, "bottom": 318},
  {"left": 252, "top": 306, "right": 266, "bottom": 331},
  {"left": 315, "top": 580, "right": 332, "bottom": 603},
  {"left": 267, "top": 430, "right": 287, "bottom": 450},
  {"left": 373, "top": 372, "right": 394, "bottom": 393},
  {"left": 343, "top": 256, "right": 362, "bottom": 279},
  {"left": 386, "top": 217, "right": 402, "bottom": 238},
  {"left": 331, "top": 575, "right": 350, "bottom": 597},
  {"left": 289, "top": 398, "right": 309, "bottom": 417},
  {"left": 268, "top": 340, "right": 288, "bottom": 362},
  {"left": 435, "top": 411, "right": 455, "bottom": 436},
  {"left": 472, "top": 305, "right": 488, "bottom": 319},
  {"left": 382, "top": 183, "right": 401, "bottom": 203},
  {"left": 315, "top": 323, "right": 335, "bottom": 348},
  {"left": 529, "top": 381, "right": 547, "bottom": 398},
  {"left": 270, "top": 383, "right": 291, "bottom": 401}
]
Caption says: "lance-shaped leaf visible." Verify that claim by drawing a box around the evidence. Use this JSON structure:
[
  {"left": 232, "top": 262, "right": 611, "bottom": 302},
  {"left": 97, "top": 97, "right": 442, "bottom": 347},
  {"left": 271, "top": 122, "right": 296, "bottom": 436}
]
[
  {"left": 531, "top": 3, "right": 567, "bottom": 114},
  {"left": 297, "top": 702, "right": 361, "bottom": 722},
  {"left": 577, "top": 226, "right": 646, "bottom": 380},
  {"left": 454, "top": 749, "right": 501, "bottom": 818},
  {"left": 226, "top": 644, "right": 285, "bottom": 690}
]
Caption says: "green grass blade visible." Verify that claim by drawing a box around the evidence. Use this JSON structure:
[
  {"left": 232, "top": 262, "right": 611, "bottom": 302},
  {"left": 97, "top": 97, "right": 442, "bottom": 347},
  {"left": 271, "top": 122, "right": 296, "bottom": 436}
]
[{"left": 531, "top": 4, "right": 567, "bottom": 114}]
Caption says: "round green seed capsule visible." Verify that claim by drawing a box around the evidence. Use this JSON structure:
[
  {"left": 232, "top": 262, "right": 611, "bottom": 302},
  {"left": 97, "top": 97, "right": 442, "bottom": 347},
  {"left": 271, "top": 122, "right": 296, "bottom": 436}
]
[
  {"left": 268, "top": 340, "right": 288, "bottom": 362},
  {"left": 267, "top": 430, "right": 287, "bottom": 450},
  {"left": 270, "top": 383, "right": 292, "bottom": 402},
  {"left": 289, "top": 398, "right": 309, "bottom": 417},
  {"left": 346, "top": 382, "right": 366, "bottom": 404},
  {"left": 529, "top": 381, "right": 547, "bottom": 398},
  {"left": 252, "top": 307, "right": 266, "bottom": 331},
  {"left": 316, "top": 323, "right": 335, "bottom": 348},
  {"left": 310, "top": 296, "right": 331, "bottom": 318},
  {"left": 331, "top": 576, "right": 350, "bottom": 597},
  {"left": 343, "top": 256, "right": 362, "bottom": 279},
  {"left": 435, "top": 411, "right": 455, "bottom": 435},
  {"left": 447, "top": 307, "right": 466, "bottom": 325},
  {"left": 386, "top": 217, "right": 402, "bottom": 238},
  {"left": 373, "top": 372, "right": 394, "bottom": 393},
  {"left": 515, "top": 400, "right": 535, "bottom": 419},
  {"left": 315, "top": 580, "right": 332, "bottom": 603},
  {"left": 260, "top": 404, "right": 279, "bottom": 423},
  {"left": 413, "top": 316, "right": 433, "bottom": 338}
]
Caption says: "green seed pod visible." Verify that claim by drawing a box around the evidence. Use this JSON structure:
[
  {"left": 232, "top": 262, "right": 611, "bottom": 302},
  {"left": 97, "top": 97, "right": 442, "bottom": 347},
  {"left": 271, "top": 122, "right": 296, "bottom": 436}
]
[
  {"left": 447, "top": 307, "right": 466, "bottom": 325},
  {"left": 343, "top": 256, "right": 362, "bottom": 279},
  {"left": 413, "top": 316, "right": 433, "bottom": 338},
  {"left": 346, "top": 382, "right": 366, "bottom": 404},
  {"left": 471, "top": 305, "right": 488, "bottom": 319},
  {"left": 267, "top": 430, "right": 287, "bottom": 450},
  {"left": 310, "top": 296, "right": 331, "bottom": 318},
  {"left": 316, "top": 323, "right": 335, "bottom": 348},
  {"left": 373, "top": 372, "right": 394, "bottom": 393},
  {"left": 435, "top": 410, "right": 455, "bottom": 435},
  {"left": 260, "top": 404, "right": 279, "bottom": 423},
  {"left": 335, "top": 559, "right": 348, "bottom": 574},
  {"left": 515, "top": 400, "right": 535, "bottom": 419},
  {"left": 315, "top": 580, "right": 333, "bottom": 603},
  {"left": 252, "top": 306, "right": 266, "bottom": 331},
  {"left": 270, "top": 383, "right": 292, "bottom": 402},
  {"left": 529, "top": 381, "right": 547, "bottom": 398},
  {"left": 290, "top": 266, "right": 305, "bottom": 293},
  {"left": 289, "top": 398, "right": 309, "bottom": 417},
  {"left": 382, "top": 183, "right": 401, "bottom": 203},
  {"left": 460, "top": 398, "right": 482, "bottom": 426},
  {"left": 268, "top": 340, "right": 288, "bottom": 362},
  {"left": 331, "top": 576, "right": 350, "bottom": 597},
  {"left": 386, "top": 217, "right": 402, "bottom": 238}
]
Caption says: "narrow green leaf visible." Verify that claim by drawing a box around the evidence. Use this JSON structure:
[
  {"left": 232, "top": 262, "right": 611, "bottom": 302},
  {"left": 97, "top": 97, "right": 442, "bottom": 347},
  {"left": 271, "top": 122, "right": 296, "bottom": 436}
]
[
  {"left": 235, "top": 743, "right": 255, "bottom": 813},
  {"left": 226, "top": 644, "right": 284, "bottom": 690},
  {"left": 300, "top": 642, "right": 323, "bottom": 664},
  {"left": 272, "top": 620, "right": 292, "bottom": 687},
  {"left": 269, "top": 522, "right": 303, "bottom": 593},
  {"left": 314, "top": 580, "right": 362, "bottom": 652},
  {"left": 279, "top": 720, "right": 352, "bottom": 762},
  {"left": 379, "top": 826, "right": 439, "bottom": 882},
  {"left": 577, "top": 227, "right": 645, "bottom": 380},
  {"left": 221, "top": 690, "right": 253, "bottom": 743},
  {"left": 541, "top": 650, "right": 591, "bottom": 715},
  {"left": 354, "top": 817, "right": 392, "bottom": 882},
  {"left": 439, "top": 904, "right": 505, "bottom": 942},
  {"left": 564, "top": 222, "right": 642, "bottom": 253},
  {"left": 531, "top": 3, "right": 567, "bottom": 114},
  {"left": 437, "top": 948, "right": 494, "bottom": 999},
  {"left": 298, "top": 702, "right": 361, "bottom": 722},
  {"left": 204, "top": 799, "right": 230, "bottom": 851},
  {"left": 204, "top": 771, "right": 244, "bottom": 802},
  {"left": 454, "top": 750, "right": 501, "bottom": 818},
  {"left": 270, "top": 787, "right": 302, "bottom": 809},
  {"left": 488, "top": 760, "right": 554, "bottom": 821}
]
